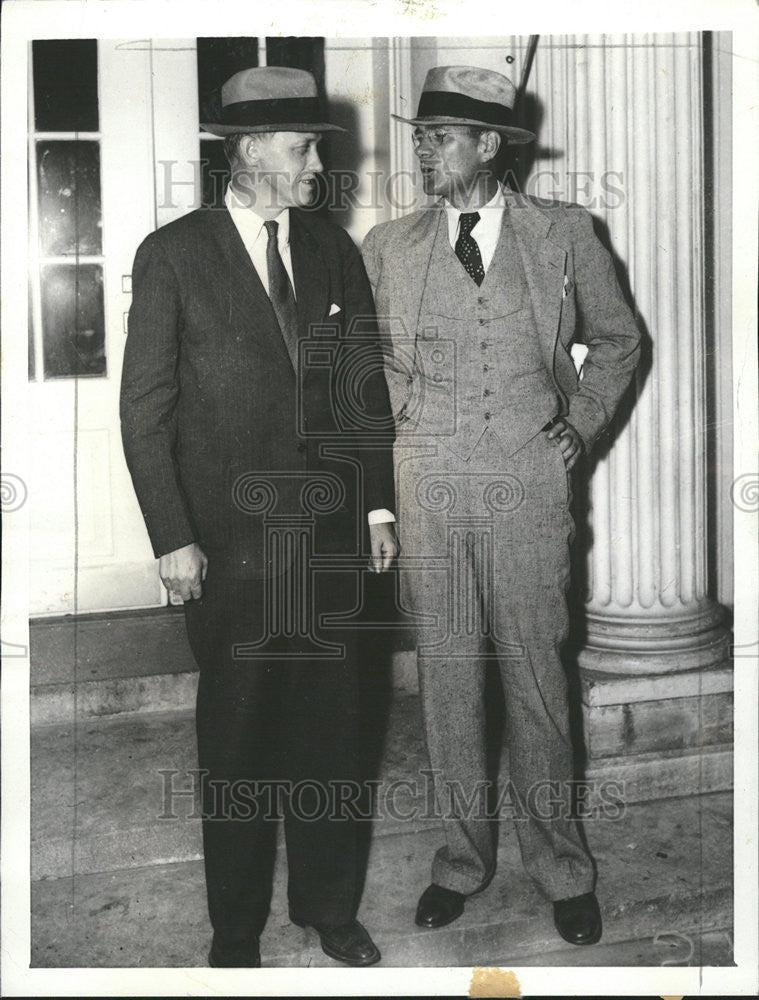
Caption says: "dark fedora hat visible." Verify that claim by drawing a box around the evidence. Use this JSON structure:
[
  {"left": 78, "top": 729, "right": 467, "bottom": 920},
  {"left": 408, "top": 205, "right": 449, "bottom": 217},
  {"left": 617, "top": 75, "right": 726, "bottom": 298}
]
[
  {"left": 201, "top": 66, "right": 347, "bottom": 135},
  {"left": 392, "top": 65, "right": 535, "bottom": 144}
]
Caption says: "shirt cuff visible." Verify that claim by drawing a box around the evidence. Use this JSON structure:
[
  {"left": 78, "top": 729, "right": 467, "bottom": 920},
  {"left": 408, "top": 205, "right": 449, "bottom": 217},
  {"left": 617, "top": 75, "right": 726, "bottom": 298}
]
[{"left": 368, "top": 508, "right": 396, "bottom": 525}]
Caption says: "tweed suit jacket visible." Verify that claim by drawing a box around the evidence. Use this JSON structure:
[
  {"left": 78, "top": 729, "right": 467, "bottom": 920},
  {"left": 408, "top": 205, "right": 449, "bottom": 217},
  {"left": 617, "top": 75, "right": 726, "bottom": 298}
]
[
  {"left": 121, "top": 205, "right": 395, "bottom": 579},
  {"left": 362, "top": 190, "right": 641, "bottom": 453}
]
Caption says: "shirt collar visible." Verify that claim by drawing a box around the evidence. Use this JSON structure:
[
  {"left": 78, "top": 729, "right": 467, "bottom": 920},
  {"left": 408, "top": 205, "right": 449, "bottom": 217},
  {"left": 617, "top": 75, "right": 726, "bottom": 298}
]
[
  {"left": 444, "top": 183, "right": 506, "bottom": 244},
  {"left": 225, "top": 184, "right": 290, "bottom": 248}
]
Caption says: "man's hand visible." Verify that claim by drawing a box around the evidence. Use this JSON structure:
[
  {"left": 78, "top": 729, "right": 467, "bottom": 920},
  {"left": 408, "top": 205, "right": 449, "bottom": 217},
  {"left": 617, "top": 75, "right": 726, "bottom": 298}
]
[
  {"left": 369, "top": 522, "right": 400, "bottom": 573},
  {"left": 546, "top": 419, "right": 585, "bottom": 471},
  {"left": 159, "top": 542, "right": 208, "bottom": 601}
]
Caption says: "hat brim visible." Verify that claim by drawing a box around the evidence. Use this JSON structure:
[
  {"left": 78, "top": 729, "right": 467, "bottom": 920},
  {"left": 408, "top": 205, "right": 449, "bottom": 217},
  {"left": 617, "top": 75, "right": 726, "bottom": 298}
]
[
  {"left": 201, "top": 121, "right": 348, "bottom": 136},
  {"left": 390, "top": 113, "right": 535, "bottom": 144}
]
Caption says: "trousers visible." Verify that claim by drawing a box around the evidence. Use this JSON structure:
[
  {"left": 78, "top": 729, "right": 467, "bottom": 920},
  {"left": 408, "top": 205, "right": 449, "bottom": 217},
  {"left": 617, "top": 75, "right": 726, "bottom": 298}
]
[
  {"left": 395, "top": 426, "right": 596, "bottom": 900},
  {"left": 184, "top": 561, "right": 364, "bottom": 942}
]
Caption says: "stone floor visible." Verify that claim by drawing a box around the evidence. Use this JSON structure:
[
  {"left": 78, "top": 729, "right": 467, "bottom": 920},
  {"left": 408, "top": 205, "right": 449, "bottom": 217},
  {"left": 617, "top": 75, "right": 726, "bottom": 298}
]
[{"left": 31, "top": 692, "right": 734, "bottom": 969}]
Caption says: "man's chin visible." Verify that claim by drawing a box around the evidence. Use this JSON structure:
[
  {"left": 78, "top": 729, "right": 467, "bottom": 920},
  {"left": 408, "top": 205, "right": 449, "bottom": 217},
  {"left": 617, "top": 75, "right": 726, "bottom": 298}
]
[
  {"left": 421, "top": 174, "right": 445, "bottom": 199},
  {"left": 295, "top": 179, "right": 319, "bottom": 207}
]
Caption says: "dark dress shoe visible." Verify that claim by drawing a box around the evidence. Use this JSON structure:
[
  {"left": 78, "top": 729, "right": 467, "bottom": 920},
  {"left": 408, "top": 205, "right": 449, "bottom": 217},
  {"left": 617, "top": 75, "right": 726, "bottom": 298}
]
[
  {"left": 415, "top": 883, "right": 466, "bottom": 928},
  {"left": 553, "top": 891, "right": 602, "bottom": 945},
  {"left": 208, "top": 933, "right": 261, "bottom": 967},
  {"left": 289, "top": 912, "right": 380, "bottom": 966}
]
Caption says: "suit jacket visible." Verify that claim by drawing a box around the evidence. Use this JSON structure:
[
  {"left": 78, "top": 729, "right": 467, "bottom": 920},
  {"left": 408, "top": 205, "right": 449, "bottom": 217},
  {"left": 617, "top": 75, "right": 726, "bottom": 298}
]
[
  {"left": 121, "top": 206, "right": 395, "bottom": 579},
  {"left": 361, "top": 190, "right": 641, "bottom": 453}
]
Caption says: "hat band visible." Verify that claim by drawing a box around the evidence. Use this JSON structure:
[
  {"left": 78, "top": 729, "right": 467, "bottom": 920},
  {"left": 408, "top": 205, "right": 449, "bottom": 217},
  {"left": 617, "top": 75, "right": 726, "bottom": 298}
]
[
  {"left": 221, "top": 96, "right": 323, "bottom": 126},
  {"left": 416, "top": 90, "right": 515, "bottom": 127}
]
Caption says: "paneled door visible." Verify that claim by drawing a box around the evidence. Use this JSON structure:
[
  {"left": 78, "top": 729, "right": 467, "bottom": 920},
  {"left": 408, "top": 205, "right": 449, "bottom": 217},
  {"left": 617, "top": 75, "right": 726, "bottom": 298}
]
[{"left": 28, "top": 39, "right": 199, "bottom": 614}]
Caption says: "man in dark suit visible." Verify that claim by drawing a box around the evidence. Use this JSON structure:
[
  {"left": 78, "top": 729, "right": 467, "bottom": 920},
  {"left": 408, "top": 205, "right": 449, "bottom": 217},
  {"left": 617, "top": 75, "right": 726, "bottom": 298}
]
[
  {"left": 120, "top": 66, "right": 398, "bottom": 968},
  {"left": 363, "top": 65, "right": 641, "bottom": 947}
]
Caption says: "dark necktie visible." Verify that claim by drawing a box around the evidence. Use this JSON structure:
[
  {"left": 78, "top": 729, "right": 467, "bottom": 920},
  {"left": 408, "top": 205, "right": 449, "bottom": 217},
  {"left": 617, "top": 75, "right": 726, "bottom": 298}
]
[
  {"left": 455, "top": 211, "right": 485, "bottom": 286},
  {"left": 264, "top": 219, "right": 299, "bottom": 369}
]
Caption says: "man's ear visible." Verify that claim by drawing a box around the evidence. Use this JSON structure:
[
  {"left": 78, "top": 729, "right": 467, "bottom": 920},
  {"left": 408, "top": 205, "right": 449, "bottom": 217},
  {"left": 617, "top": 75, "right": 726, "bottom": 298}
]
[
  {"left": 479, "top": 130, "right": 502, "bottom": 165},
  {"left": 239, "top": 134, "right": 263, "bottom": 168}
]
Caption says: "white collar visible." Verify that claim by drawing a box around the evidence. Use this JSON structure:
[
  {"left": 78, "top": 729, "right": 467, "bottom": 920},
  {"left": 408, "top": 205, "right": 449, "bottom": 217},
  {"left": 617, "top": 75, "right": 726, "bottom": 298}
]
[
  {"left": 444, "top": 183, "right": 506, "bottom": 244},
  {"left": 225, "top": 184, "right": 290, "bottom": 248}
]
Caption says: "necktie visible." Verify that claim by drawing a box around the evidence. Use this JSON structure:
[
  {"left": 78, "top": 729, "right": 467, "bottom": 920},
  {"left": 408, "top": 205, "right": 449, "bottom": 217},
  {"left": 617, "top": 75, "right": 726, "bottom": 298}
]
[
  {"left": 264, "top": 219, "right": 299, "bottom": 369},
  {"left": 455, "top": 211, "right": 485, "bottom": 286}
]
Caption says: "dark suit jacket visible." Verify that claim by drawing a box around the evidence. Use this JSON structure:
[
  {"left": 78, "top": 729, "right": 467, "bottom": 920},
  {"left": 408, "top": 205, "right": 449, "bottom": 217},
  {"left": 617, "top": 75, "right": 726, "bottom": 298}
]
[{"left": 121, "top": 206, "right": 395, "bottom": 579}]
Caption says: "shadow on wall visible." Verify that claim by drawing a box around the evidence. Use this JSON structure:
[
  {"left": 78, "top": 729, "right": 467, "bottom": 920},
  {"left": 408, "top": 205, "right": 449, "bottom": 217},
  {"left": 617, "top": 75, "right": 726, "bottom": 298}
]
[
  {"left": 502, "top": 92, "right": 655, "bottom": 778},
  {"left": 312, "top": 99, "right": 365, "bottom": 233}
]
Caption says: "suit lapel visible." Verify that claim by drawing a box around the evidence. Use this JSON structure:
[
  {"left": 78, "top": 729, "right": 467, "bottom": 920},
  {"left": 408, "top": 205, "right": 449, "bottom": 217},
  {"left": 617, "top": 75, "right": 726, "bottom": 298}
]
[
  {"left": 504, "top": 191, "right": 568, "bottom": 363},
  {"left": 208, "top": 207, "right": 320, "bottom": 373},
  {"left": 290, "top": 211, "right": 329, "bottom": 342},
  {"left": 208, "top": 207, "right": 278, "bottom": 324},
  {"left": 388, "top": 205, "right": 443, "bottom": 342}
]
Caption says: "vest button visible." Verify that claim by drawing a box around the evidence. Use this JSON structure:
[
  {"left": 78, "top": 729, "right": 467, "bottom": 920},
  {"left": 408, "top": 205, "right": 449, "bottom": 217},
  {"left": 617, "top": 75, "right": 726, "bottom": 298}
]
[
  {"left": 478, "top": 318, "right": 486, "bottom": 326},
  {"left": 483, "top": 388, "right": 491, "bottom": 397},
  {"left": 484, "top": 412, "right": 492, "bottom": 421},
  {"left": 483, "top": 364, "right": 489, "bottom": 372},
  {"left": 480, "top": 341, "right": 488, "bottom": 350}
]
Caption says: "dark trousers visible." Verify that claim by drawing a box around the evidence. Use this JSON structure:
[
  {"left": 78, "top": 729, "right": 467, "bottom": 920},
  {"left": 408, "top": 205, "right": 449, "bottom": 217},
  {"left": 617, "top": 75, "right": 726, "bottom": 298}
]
[{"left": 184, "top": 562, "right": 363, "bottom": 945}]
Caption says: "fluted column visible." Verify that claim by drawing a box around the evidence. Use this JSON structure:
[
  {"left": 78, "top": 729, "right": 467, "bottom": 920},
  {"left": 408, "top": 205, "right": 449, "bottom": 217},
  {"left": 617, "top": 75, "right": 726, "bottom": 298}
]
[
  {"left": 531, "top": 33, "right": 729, "bottom": 677},
  {"left": 388, "top": 37, "right": 423, "bottom": 218}
]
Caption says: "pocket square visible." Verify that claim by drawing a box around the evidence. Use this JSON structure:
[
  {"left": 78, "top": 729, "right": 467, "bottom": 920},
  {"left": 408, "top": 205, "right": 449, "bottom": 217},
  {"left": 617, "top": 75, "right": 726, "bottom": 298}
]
[
  {"left": 562, "top": 276, "right": 574, "bottom": 298},
  {"left": 329, "top": 303, "right": 341, "bottom": 316}
]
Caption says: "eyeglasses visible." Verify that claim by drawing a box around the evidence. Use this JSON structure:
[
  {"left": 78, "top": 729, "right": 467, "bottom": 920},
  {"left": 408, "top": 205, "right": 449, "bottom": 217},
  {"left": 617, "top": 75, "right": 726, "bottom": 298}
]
[
  {"left": 411, "top": 126, "right": 483, "bottom": 149},
  {"left": 411, "top": 127, "right": 456, "bottom": 148}
]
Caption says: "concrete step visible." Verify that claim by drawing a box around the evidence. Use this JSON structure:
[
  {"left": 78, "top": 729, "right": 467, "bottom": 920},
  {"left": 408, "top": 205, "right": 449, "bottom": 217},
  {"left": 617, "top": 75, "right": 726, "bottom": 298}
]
[
  {"left": 31, "top": 822, "right": 732, "bottom": 968},
  {"left": 31, "top": 693, "right": 733, "bottom": 968},
  {"left": 30, "top": 607, "right": 417, "bottom": 726},
  {"left": 31, "top": 692, "right": 435, "bottom": 880}
]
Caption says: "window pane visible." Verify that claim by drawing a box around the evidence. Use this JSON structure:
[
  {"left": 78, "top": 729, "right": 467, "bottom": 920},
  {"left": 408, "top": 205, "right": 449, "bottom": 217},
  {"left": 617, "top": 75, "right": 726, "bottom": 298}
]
[
  {"left": 33, "top": 40, "right": 99, "bottom": 132},
  {"left": 265, "top": 37, "right": 324, "bottom": 89},
  {"left": 28, "top": 282, "right": 36, "bottom": 380},
  {"left": 200, "top": 139, "right": 230, "bottom": 209},
  {"left": 40, "top": 264, "right": 106, "bottom": 378},
  {"left": 197, "top": 37, "right": 259, "bottom": 122},
  {"left": 37, "top": 141, "right": 102, "bottom": 256}
]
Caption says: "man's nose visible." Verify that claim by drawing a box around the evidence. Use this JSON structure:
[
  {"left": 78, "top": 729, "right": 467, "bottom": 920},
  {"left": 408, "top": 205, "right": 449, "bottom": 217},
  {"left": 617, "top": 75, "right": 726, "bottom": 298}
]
[{"left": 308, "top": 148, "right": 323, "bottom": 172}]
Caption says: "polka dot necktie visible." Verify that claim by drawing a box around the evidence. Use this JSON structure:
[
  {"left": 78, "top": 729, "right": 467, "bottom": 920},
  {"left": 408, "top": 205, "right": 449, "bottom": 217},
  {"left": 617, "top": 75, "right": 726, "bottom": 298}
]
[{"left": 454, "top": 211, "right": 485, "bottom": 286}]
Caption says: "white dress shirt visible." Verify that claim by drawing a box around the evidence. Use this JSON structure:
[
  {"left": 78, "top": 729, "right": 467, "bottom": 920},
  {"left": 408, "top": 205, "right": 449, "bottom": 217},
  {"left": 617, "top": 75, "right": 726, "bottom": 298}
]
[
  {"left": 224, "top": 185, "right": 395, "bottom": 527},
  {"left": 225, "top": 185, "right": 294, "bottom": 295},
  {"left": 444, "top": 183, "right": 506, "bottom": 273}
]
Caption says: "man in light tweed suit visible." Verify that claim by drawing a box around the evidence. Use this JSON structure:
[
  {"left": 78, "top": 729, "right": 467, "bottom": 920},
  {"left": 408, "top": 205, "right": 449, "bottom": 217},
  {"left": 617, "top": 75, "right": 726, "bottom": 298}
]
[{"left": 362, "top": 65, "right": 641, "bottom": 945}]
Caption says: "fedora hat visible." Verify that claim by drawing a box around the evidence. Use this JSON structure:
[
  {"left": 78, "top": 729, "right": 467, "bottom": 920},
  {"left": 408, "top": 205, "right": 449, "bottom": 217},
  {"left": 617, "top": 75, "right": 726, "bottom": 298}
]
[
  {"left": 201, "top": 66, "right": 347, "bottom": 135},
  {"left": 392, "top": 65, "right": 535, "bottom": 143}
]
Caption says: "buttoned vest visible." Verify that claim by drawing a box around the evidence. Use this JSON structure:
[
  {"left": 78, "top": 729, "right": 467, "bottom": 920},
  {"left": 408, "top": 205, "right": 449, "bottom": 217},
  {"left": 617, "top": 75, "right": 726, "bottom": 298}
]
[{"left": 411, "top": 209, "right": 559, "bottom": 459}]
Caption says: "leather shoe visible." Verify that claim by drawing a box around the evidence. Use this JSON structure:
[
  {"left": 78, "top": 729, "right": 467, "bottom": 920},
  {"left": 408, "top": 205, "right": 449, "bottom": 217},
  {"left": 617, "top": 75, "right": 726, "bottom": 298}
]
[
  {"left": 289, "top": 912, "right": 380, "bottom": 966},
  {"left": 553, "top": 891, "right": 602, "bottom": 945},
  {"left": 208, "top": 934, "right": 261, "bottom": 967},
  {"left": 415, "top": 883, "right": 466, "bottom": 928}
]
